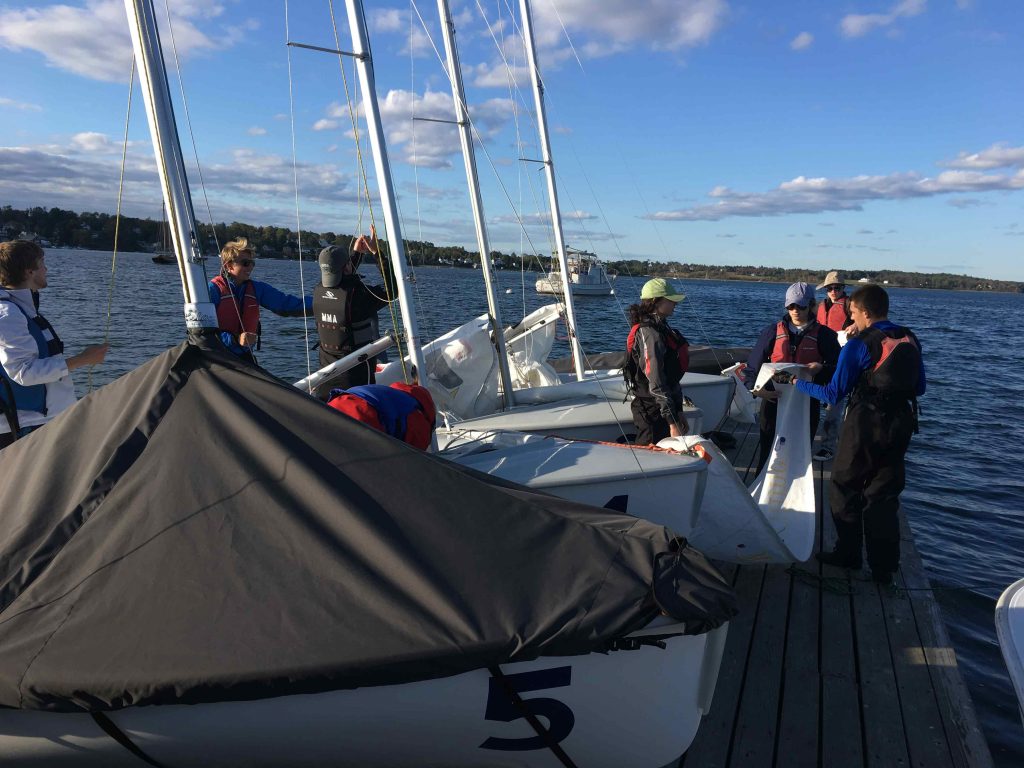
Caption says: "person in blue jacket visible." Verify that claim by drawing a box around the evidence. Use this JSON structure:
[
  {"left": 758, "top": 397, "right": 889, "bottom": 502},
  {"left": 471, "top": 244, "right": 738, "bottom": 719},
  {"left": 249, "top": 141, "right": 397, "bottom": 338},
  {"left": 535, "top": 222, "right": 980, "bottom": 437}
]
[
  {"left": 779, "top": 284, "right": 926, "bottom": 584},
  {"left": 208, "top": 238, "right": 312, "bottom": 363}
]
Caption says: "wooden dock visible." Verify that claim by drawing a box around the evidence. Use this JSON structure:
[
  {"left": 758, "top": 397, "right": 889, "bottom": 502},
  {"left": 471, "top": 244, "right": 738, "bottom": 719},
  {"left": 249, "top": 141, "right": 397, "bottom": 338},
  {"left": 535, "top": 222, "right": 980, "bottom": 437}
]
[{"left": 679, "top": 419, "right": 994, "bottom": 768}]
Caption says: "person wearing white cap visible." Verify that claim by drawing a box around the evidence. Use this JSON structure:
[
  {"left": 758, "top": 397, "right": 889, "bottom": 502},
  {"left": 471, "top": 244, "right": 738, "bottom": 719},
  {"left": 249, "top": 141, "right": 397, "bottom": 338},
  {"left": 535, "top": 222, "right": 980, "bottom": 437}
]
[
  {"left": 743, "top": 281, "right": 840, "bottom": 473},
  {"left": 312, "top": 226, "right": 398, "bottom": 400},
  {"left": 814, "top": 271, "right": 854, "bottom": 460},
  {"left": 624, "top": 278, "right": 690, "bottom": 445}
]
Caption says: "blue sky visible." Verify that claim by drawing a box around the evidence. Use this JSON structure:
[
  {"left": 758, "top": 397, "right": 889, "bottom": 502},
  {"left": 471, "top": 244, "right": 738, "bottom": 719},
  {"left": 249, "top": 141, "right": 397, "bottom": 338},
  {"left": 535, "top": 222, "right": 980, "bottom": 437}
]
[{"left": 1, "top": 0, "right": 1021, "bottom": 280}]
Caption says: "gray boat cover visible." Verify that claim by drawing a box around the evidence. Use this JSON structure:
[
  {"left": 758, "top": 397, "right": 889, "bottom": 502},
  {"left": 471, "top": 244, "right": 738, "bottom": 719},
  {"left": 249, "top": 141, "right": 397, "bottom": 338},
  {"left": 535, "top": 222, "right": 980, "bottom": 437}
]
[{"left": 0, "top": 340, "right": 735, "bottom": 712}]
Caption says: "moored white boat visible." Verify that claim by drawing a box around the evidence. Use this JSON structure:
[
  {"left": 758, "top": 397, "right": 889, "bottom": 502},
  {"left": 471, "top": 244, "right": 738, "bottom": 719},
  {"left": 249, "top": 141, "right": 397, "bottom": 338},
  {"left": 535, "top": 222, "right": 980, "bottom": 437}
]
[
  {"left": 536, "top": 249, "right": 616, "bottom": 297},
  {"left": 996, "top": 577, "right": 1024, "bottom": 726}
]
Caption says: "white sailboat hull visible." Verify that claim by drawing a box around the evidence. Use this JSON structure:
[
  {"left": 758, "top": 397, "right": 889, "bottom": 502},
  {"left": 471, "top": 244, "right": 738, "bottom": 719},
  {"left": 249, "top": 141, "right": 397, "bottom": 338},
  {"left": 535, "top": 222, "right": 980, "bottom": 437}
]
[
  {"left": 0, "top": 620, "right": 728, "bottom": 768},
  {"left": 441, "top": 430, "right": 707, "bottom": 532},
  {"left": 441, "top": 396, "right": 704, "bottom": 443},
  {"left": 536, "top": 276, "right": 614, "bottom": 296},
  {"left": 996, "top": 577, "right": 1024, "bottom": 726},
  {"left": 511, "top": 370, "right": 736, "bottom": 432}
]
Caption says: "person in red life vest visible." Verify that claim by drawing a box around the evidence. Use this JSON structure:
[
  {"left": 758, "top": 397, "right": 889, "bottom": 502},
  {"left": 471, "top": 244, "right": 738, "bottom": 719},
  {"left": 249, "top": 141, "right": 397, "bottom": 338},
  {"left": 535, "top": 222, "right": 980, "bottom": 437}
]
[
  {"left": 208, "top": 238, "right": 312, "bottom": 363},
  {"left": 624, "top": 278, "right": 690, "bottom": 445},
  {"left": 781, "top": 284, "right": 925, "bottom": 585},
  {"left": 744, "top": 281, "right": 840, "bottom": 473},
  {"left": 313, "top": 225, "right": 398, "bottom": 400},
  {"left": 327, "top": 381, "right": 436, "bottom": 450},
  {"left": 815, "top": 270, "right": 853, "bottom": 332},
  {"left": 813, "top": 271, "right": 854, "bottom": 461},
  {"left": 1, "top": 241, "right": 109, "bottom": 449}
]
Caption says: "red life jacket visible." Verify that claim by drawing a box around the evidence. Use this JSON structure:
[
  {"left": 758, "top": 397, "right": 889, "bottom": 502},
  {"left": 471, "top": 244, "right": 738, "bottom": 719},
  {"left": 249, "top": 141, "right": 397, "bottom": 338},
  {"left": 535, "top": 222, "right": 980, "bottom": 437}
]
[
  {"left": 211, "top": 275, "right": 260, "bottom": 338},
  {"left": 816, "top": 296, "right": 850, "bottom": 331},
  {"left": 770, "top": 320, "right": 822, "bottom": 364},
  {"left": 624, "top": 320, "right": 689, "bottom": 395},
  {"left": 857, "top": 326, "right": 921, "bottom": 400},
  {"left": 327, "top": 382, "right": 437, "bottom": 450}
]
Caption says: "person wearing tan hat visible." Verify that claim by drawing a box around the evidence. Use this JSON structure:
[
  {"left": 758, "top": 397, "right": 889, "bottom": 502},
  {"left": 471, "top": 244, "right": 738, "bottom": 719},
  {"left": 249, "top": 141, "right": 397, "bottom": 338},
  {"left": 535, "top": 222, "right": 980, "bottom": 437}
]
[
  {"left": 624, "top": 278, "right": 690, "bottom": 444},
  {"left": 815, "top": 271, "right": 853, "bottom": 332},
  {"left": 813, "top": 271, "right": 853, "bottom": 461}
]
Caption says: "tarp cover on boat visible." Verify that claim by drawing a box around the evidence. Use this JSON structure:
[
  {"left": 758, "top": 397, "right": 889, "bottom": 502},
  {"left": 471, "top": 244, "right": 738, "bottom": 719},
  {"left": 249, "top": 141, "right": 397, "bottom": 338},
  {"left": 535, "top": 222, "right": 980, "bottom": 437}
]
[{"left": 0, "top": 340, "right": 736, "bottom": 712}]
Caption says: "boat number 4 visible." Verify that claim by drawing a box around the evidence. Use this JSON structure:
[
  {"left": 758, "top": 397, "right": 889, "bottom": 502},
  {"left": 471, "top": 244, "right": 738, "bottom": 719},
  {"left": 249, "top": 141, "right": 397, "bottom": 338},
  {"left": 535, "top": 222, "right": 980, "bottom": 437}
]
[{"left": 479, "top": 666, "right": 575, "bottom": 751}]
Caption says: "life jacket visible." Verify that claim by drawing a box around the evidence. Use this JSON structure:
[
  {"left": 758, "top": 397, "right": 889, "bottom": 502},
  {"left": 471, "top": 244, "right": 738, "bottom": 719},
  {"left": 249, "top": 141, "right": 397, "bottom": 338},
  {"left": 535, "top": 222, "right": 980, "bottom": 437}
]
[
  {"left": 770, "top": 320, "right": 822, "bottom": 364},
  {"left": 314, "top": 281, "right": 378, "bottom": 358},
  {"left": 211, "top": 275, "right": 260, "bottom": 344},
  {"left": 327, "top": 382, "right": 437, "bottom": 450},
  {"left": 0, "top": 294, "right": 64, "bottom": 429},
  {"left": 816, "top": 295, "right": 851, "bottom": 332},
  {"left": 624, "top": 319, "right": 689, "bottom": 397},
  {"left": 852, "top": 325, "right": 921, "bottom": 411}
]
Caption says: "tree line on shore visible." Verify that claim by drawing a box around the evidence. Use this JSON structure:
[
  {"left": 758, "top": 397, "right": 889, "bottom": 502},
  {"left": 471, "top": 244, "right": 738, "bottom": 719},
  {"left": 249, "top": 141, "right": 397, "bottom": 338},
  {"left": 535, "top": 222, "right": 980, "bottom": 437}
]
[{"left": 2, "top": 205, "right": 1020, "bottom": 293}]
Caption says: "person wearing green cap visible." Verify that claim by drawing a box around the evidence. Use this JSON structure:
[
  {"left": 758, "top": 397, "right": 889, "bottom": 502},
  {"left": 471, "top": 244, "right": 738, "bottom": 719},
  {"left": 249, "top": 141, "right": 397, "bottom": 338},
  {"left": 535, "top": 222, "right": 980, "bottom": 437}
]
[{"left": 624, "top": 278, "right": 690, "bottom": 445}]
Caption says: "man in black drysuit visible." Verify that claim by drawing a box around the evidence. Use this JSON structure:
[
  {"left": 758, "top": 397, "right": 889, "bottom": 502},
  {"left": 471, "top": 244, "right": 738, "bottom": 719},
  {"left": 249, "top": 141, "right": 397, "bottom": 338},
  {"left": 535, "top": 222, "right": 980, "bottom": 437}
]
[
  {"left": 784, "top": 284, "right": 926, "bottom": 585},
  {"left": 312, "top": 227, "right": 398, "bottom": 401}
]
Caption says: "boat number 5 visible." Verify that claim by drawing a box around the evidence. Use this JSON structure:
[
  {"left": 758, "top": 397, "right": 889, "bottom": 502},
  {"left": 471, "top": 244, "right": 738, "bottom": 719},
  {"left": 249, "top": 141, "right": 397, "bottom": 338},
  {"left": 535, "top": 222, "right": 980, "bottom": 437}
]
[{"left": 479, "top": 666, "right": 575, "bottom": 751}]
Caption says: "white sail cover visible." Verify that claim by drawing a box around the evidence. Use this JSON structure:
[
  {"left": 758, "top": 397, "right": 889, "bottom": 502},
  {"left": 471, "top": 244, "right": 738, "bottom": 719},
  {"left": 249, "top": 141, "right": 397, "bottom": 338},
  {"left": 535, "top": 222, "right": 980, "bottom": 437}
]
[{"left": 656, "top": 362, "right": 816, "bottom": 564}]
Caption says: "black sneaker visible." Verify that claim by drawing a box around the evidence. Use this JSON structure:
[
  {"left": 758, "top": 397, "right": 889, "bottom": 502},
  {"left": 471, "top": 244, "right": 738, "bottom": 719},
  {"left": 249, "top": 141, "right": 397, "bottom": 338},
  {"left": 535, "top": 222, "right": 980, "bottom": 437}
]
[
  {"left": 815, "top": 550, "right": 862, "bottom": 569},
  {"left": 812, "top": 448, "right": 834, "bottom": 462}
]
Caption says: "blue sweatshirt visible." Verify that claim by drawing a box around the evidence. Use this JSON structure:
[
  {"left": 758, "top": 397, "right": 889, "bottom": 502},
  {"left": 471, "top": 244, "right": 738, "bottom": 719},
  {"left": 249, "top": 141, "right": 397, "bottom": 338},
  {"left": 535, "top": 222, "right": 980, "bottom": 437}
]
[
  {"left": 795, "top": 320, "right": 926, "bottom": 406},
  {"left": 208, "top": 278, "right": 313, "bottom": 356}
]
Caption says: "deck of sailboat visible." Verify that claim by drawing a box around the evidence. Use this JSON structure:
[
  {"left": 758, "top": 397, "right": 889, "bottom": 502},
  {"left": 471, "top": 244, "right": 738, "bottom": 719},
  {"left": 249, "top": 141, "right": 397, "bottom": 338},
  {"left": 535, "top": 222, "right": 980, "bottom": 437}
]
[{"left": 679, "top": 417, "right": 994, "bottom": 768}]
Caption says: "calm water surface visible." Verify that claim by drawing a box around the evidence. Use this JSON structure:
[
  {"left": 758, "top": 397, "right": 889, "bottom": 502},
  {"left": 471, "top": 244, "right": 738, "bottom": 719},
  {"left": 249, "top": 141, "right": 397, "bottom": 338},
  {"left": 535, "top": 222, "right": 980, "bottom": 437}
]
[{"left": 40, "top": 249, "right": 1024, "bottom": 765}]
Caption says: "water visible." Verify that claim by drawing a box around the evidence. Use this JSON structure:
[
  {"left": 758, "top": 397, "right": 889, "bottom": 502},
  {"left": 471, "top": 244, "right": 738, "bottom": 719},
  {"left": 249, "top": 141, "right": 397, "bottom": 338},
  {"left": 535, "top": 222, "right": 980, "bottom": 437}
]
[{"left": 36, "top": 249, "right": 1024, "bottom": 764}]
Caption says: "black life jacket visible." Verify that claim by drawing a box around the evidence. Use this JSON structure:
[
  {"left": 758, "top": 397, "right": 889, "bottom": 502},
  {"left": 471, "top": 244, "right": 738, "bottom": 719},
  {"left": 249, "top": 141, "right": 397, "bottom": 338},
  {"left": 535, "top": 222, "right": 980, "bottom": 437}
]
[
  {"left": 313, "top": 281, "right": 377, "bottom": 362},
  {"left": 852, "top": 324, "right": 922, "bottom": 427},
  {"left": 624, "top": 319, "right": 689, "bottom": 398}
]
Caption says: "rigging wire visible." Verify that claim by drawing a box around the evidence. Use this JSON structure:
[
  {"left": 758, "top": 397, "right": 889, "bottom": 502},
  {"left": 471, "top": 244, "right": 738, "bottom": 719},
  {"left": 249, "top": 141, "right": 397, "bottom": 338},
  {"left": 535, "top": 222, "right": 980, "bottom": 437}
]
[
  {"left": 327, "top": 0, "right": 410, "bottom": 384},
  {"left": 284, "top": 0, "right": 314, "bottom": 384},
  {"left": 160, "top": 0, "right": 216, "bottom": 274},
  {"left": 91, "top": 57, "right": 137, "bottom": 394}
]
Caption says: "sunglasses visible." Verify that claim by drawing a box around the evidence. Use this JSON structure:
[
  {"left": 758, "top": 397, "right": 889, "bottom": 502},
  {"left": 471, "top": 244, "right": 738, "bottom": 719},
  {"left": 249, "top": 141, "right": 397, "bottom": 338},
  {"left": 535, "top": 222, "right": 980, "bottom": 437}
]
[
  {"left": 233, "top": 259, "right": 255, "bottom": 268},
  {"left": 826, "top": 285, "right": 844, "bottom": 292},
  {"left": 786, "top": 304, "right": 808, "bottom": 311}
]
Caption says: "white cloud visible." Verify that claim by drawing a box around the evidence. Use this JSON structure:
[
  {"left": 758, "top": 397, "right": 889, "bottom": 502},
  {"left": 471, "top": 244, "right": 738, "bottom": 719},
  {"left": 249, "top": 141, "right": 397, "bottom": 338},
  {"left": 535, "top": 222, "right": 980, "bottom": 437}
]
[
  {"left": 246, "top": 126, "right": 267, "bottom": 136},
  {"left": 841, "top": 0, "right": 926, "bottom": 39},
  {"left": 528, "top": 0, "right": 729, "bottom": 53},
  {"left": 790, "top": 32, "right": 813, "bottom": 51},
  {"left": 368, "top": 7, "right": 434, "bottom": 57},
  {"left": 0, "top": 0, "right": 242, "bottom": 83},
  {"left": 312, "top": 119, "right": 340, "bottom": 132},
  {"left": 943, "top": 143, "right": 1024, "bottom": 170},
  {"left": 646, "top": 151, "right": 1024, "bottom": 222},
  {"left": 0, "top": 96, "right": 43, "bottom": 111},
  {"left": 0, "top": 140, "right": 363, "bottom": 224},
  {"left": 69, "top": 132, "right": 114, "bottom": 153},
  {"left": 370, "top": 89, "right": 514, "bottom": 168}
]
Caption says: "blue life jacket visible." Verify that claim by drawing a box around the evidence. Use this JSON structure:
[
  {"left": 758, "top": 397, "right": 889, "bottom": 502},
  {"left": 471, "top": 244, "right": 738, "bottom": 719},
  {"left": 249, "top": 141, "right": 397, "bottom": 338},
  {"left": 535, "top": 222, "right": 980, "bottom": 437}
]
[
  {"left": 330, "top": 384, "right": 422, "bottom": 440},
  {"left": 0, "top": 296, "right": 64, "bottom": 418}
]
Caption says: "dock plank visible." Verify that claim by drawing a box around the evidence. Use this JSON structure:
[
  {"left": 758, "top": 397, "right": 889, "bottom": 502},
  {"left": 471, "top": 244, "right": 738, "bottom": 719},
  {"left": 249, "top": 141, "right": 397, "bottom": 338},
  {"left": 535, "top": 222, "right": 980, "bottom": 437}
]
[{"left": 680, "top": 419, "right": 989, "bottom": 768}]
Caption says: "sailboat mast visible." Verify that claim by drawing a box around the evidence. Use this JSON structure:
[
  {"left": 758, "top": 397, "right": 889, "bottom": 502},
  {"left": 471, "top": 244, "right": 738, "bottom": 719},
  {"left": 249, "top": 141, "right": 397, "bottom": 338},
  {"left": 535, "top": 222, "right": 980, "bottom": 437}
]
[
  {"left": 344, "top": 0, "right": 427, "bottom": 380},
  {"left": 437, "top": 0, "right": 515, "bottom": 407},
  {"left": 123, "top": 0, "right": 216, "bottom": 333},
  {"left": 519, "top": 0, "right": 585, "bottom": 381}
]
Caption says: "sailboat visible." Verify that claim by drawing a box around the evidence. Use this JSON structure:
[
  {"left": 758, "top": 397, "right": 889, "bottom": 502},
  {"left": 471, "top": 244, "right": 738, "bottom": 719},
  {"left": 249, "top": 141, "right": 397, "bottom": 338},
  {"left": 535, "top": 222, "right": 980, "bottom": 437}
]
[
  {"left": 997, "top": 578, "right": 1024, "bottom": 726},
  {"left": 151, "top": 203, "right": 176, "bottom": 264},
  {"left": 0, "top": 2, "right": 739, "bottom": 766}
]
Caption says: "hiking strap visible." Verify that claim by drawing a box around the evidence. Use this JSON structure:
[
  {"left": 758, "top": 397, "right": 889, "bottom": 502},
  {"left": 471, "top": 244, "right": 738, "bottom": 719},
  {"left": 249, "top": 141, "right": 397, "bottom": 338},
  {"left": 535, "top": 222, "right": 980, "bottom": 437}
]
[
  {"left": 90, "top": 711, "right": 168, "bottom": 768},
  {"left": 487, "top": 665, "right": 579, "bottom": 768}
]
